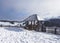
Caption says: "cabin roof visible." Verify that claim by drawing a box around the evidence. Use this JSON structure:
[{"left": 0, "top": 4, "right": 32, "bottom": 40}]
[{"left": 23, "top": 14, "right": 38, "bottom": 21}]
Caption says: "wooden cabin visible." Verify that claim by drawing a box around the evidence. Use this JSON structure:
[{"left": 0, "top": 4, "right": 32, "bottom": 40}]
[
  {"left": 23, "top": 14, "right": 39, "bottom": 30},
  {"left": 22, "top": 14, "right": 46, "bottom": 32}
]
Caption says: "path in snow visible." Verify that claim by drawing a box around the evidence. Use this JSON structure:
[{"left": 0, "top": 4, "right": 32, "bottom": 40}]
[{"left": 0, "top": 27, "right": 60, "bottom": 43}]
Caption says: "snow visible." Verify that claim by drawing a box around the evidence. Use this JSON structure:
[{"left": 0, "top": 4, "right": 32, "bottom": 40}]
[
  {"left": 37, "top": 15, "right": 44, "bottom": 20},
  {"left": 0, "top": 22, "right": 19, "bottom": 26},
  {"left": 0, "top": 27, "right": 60, "bottom": 43}
]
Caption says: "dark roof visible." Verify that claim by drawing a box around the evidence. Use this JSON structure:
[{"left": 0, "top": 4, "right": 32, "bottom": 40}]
[{"left": 23, "top": 14, "right": 38, "bottom": 21}]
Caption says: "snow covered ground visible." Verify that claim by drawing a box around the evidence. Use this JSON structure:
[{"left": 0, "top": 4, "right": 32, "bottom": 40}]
[{"left": 0, "top": 27, "right": 60, "bottom": 43}]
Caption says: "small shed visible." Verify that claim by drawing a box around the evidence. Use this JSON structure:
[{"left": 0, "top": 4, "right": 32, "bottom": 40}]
[{"left": 23, "top": 14, "right": 41, "bottom": 30}]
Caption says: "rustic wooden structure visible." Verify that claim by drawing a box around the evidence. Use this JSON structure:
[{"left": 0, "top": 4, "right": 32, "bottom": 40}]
[
  {"left": 23, "top": 14, "right": 46, "bottom": 32},
  {"left": 23, "top": 14, "right": 39, "bottom": 30}
]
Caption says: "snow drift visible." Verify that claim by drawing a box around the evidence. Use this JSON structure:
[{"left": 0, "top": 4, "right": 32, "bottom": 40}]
[{"left": 0, "top": 27, "right": 60, "bottom": 43}]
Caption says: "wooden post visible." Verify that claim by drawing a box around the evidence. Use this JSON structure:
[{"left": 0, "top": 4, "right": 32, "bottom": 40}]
[
  {"left": 34, "top": 20, "right": 35, "bottom": 25},
  {"left": 31, "top": 21, "right": 32, "bottom": 29},
  {"left": 55, "top": 27, "right": 57, "bottom": 34}
]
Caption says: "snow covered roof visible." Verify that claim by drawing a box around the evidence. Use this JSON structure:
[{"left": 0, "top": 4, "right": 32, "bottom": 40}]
[
  {"left": 23, "top": 14, "right": 38, "bottom": 21},
  {"left": 37, "top": 15, "right": 44, "bottom": 20},
  {"left": 23, "top": 14, "right": 44, "bottom": 22}
]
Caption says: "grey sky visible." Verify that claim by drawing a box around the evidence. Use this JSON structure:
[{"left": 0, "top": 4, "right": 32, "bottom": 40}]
[{"left": 0, "top": 0, "right": 60, "bottom": 21}]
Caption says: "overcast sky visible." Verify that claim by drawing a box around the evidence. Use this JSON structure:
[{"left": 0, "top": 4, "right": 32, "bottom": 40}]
[{"left": 0, "top": 0, "right": 60, "bottom": 21}]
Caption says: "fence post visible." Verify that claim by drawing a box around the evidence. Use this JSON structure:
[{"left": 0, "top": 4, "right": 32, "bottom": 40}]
[{"left": 55, "top": 27, "right": 57, "bottom": 34}]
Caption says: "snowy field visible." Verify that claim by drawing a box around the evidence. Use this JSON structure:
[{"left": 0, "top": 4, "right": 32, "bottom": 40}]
[{"left": 0, "top": 27, "right": 60, "bottom": 43}]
